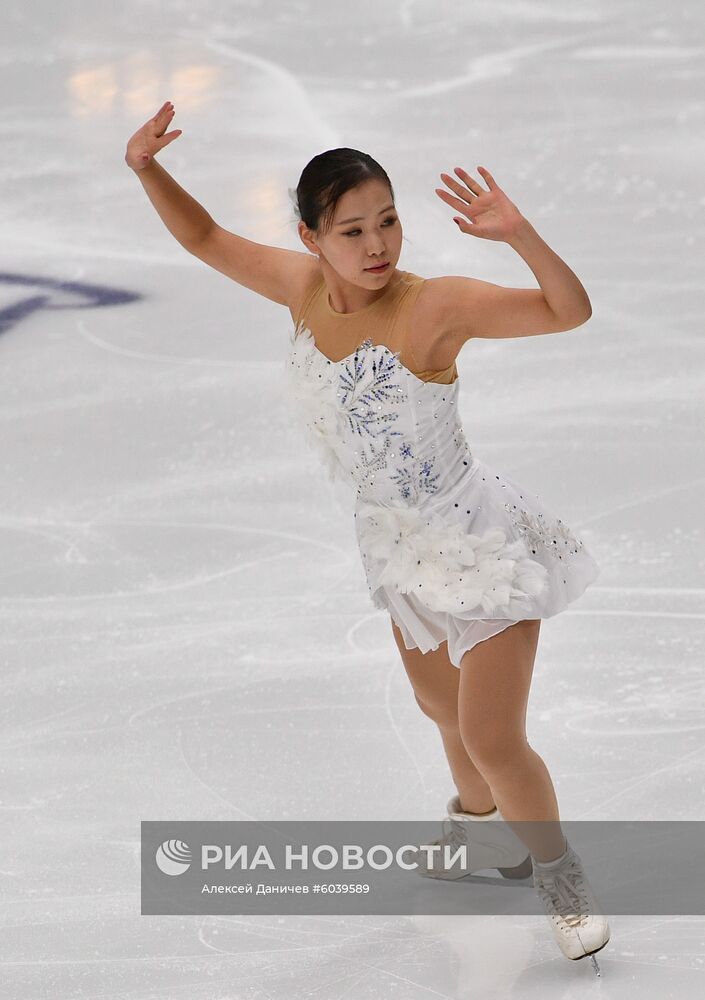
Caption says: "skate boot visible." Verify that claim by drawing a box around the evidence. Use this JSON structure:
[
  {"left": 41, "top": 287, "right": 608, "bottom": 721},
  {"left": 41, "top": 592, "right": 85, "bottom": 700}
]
[
  {"left": 531, "top": 840, "right": 611, "bottom": 975},
  {"left": 417, "top": 794, "right": 533, "bottom": 881}
]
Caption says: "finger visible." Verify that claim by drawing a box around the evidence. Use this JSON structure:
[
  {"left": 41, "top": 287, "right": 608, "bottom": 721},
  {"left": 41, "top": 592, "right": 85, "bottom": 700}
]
[
  {"left": 153, "top": 109, "right": 176, "bottom": 138},
  {"left": 157, "top": 129, "right": 182, "bottom": 146},
  {"left": 154, "top": 103, "right": 175, "bottom": 125},
  {"left": 452, "top": 167, "right": 485, "bottom": 196},
  {"left": 439, "top": 172, "right": 476, "bottom": 204},
  {"left": 476, "top": 166, "right": 497, "bottom": 191},
  {"left": 453, "top": 216, "right": 475, "bottom": 234},
  {"left": 435, "top": 188, "right": 477, "bottom": 217}
]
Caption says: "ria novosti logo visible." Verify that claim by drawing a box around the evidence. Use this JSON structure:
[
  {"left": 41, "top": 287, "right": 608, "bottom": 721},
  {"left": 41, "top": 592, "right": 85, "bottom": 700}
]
[{"left": 155, "top": 840, "right": 192, "bottom": 876}]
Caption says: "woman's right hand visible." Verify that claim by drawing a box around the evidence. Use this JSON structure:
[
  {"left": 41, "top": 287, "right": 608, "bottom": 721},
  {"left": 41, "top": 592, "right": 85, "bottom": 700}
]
[{"left": 125, "top": 101, "right": 182, "bottom": 171}]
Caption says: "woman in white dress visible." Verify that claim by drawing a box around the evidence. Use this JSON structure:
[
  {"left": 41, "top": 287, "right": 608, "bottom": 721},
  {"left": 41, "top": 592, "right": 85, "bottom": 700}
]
[{"left": 125, "top": 102, "right": 610, "bottom": 972}]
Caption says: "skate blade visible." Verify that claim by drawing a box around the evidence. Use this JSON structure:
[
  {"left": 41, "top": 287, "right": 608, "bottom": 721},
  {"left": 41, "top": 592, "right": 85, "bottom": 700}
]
[
  {"left": 419, "top": 854, "right": 533, "bottom": 884},
  {"left": 419, "top": 869, "right": 534, "bottom": 887},
  {"left": 497, "top": 855, "right": 533, "bottom": 880}
]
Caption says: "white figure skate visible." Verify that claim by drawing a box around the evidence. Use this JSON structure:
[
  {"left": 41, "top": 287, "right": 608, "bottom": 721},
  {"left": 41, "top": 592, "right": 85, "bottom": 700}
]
[
  {"left": 417, "top": 794, "right": 533, "bottom": 881},
  {"left": 531, "top": 841, "right": 611, "bottom": 977}
]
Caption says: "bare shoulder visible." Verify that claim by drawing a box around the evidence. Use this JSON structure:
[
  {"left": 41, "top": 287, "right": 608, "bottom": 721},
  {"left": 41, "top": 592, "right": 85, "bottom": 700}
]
[
  {"left": 415, "top": 275, "right": 481, "bottom": 338},
  {"left": 407, "top": 275, "right": 464, "bottom": 370},
  {"left": 415, "top": 275, "right": 459, "bottom": 322}
]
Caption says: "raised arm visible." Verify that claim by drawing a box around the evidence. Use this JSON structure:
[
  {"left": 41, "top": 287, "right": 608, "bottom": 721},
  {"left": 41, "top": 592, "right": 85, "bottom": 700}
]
[
  {"left": 125, "top": 101, "right": 311, "bottom": 306},
  {"left": 432, "top": 166, "right": 593, "bottom": 346}
]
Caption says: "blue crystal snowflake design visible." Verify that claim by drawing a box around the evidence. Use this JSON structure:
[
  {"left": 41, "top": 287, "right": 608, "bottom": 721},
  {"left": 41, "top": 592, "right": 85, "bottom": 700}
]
[
  {"left": 333, "top": 339, "right": 441, "bottom": 504},
  {"left": 389, "top": 443, "right": 441, "bottom": 502},
  {"left": 337, "top": 340, "right": 405, "bottom": 445}
]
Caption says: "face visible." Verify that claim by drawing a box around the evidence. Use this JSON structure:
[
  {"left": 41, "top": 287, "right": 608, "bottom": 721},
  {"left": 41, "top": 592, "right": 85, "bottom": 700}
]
[{"left": 298, "top": 178, "right": 403, "bottom": 287}]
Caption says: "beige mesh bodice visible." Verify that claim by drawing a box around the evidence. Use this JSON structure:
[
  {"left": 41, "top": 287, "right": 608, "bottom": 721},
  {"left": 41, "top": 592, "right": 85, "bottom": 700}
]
[{"left": 289, "top": 267, "right": 458, "bottom": 385}]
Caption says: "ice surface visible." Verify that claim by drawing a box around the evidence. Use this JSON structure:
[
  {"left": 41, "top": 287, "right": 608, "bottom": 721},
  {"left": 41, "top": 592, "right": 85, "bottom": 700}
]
[{"left": 1, "top": 0, "right": 703, "bottom": 996}]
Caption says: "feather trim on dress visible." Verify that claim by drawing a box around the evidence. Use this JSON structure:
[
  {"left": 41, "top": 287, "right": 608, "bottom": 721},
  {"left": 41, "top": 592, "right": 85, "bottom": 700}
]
[
  {"left": 284, "top": 323, "right": 345, "bottom": 484},
  {"left": 356, "top": 501, "right": 549, "bottom": 617}
]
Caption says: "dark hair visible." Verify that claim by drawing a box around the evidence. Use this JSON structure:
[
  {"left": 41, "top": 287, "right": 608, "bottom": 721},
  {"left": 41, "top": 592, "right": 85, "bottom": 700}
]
[{"left": 289, "top": 148, "right": 395, "bottom": 237}]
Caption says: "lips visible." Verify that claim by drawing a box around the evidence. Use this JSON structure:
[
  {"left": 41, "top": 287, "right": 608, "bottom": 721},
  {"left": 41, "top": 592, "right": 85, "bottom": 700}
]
[{"left": 365, "top": 262, "right": 389, "bottom": 270}]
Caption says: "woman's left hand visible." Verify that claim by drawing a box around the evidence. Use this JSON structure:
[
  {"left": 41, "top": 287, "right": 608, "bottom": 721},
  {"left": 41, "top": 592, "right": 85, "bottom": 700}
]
[{"left": 435, "top": 166, "right": 526, "bottom": 242}]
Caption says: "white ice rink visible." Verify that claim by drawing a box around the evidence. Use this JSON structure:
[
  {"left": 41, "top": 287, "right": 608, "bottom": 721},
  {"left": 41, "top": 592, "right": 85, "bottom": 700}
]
[{"left": 2, "top": 0, "right": 704, "bottom": 996}]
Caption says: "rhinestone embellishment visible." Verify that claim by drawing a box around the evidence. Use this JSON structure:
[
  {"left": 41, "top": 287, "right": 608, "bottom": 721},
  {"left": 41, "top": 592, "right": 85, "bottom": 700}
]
[
  {"left": 289, "top": 325, "right": 445, "bottom": 504},
  {"left": 503, "top": 503, "right": 585, "bottom": 558}
]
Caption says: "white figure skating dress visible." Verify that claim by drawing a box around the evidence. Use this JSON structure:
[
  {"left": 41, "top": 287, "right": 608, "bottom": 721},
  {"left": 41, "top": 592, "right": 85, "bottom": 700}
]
[{"left": 285, "top": 268, "right": 599, "bottom": 667}]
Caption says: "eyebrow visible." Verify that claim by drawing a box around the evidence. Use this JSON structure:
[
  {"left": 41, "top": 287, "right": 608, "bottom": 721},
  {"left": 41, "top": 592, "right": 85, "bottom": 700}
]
[{"left": 335, "top": 204, "right": 396, "bottom": 226}]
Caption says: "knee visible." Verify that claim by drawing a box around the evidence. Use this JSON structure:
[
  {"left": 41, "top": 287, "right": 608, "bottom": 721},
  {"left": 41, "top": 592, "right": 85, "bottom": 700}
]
[
  {"left": 460, "top": 723, "right": 529, "bottom": 773},
  {"left": 414, "top": 692, "right": 459, "bottom": 730}
]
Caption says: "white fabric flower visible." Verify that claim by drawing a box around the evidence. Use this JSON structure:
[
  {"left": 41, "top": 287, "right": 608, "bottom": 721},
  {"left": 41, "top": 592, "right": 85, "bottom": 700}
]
[{"left": 357, "top": 501, "right": 548, "bottom": 616}]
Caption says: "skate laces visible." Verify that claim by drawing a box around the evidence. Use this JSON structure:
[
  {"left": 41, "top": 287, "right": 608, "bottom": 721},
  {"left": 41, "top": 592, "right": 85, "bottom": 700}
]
[
  {"left": 533, "top": 853, "right": 592, "bottom": 928},
  {"left": 424, "top": 815, "right": 468, "bottom": 867},
  {"left": 443, "top": 815, "right": 470, "bottom": 851}
]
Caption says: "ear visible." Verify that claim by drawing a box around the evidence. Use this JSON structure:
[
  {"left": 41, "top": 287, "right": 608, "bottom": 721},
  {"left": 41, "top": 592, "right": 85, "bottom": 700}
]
[{"left": 297, "top": 221, "right": 319, "bottom": 256}]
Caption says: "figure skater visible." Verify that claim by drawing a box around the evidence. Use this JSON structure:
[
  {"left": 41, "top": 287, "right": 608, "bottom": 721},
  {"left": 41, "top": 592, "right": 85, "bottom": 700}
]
[{"left": 125, "top": 101, "right": 610, "bottom": 973}]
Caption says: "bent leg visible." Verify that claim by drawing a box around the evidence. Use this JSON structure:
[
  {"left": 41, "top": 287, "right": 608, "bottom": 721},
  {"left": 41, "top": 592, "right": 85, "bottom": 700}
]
[
  {"left": 390, "top": 619, "right": 496, "bottom": 814},
  {"left": 458, "top": 619, "right": 567, "bottom": 862}
]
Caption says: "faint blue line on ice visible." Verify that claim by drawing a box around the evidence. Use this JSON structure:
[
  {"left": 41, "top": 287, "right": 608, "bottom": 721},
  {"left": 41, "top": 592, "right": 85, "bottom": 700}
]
[
  {"left": 579, "top": 738, "right": 705, "bottom": 819},
  {"left": 0, "top": 518, "right": 353, "bottom": 602},
  {"left": 578, "top": 475, "right": 705, "bottom": 528},
  {"left": 76, "top": 317, "right": 247, "bottom": 368},
  {"left": 202, "top": 37, "right": 338, "bottom": 149},
  {"left": 560, "top": 609, "right": 705, "bottom": 621},
  {"left": 390, "top": 37, "right": 580, "bottom": 99},
  {"left": 383, "top": 657, "right": 430, "bottom": 798}
]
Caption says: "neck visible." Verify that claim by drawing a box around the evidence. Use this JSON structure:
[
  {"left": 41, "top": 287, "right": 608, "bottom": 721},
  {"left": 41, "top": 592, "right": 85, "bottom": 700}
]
[{"left": 324, "top": 266, "right": 401, "bottom": 314}]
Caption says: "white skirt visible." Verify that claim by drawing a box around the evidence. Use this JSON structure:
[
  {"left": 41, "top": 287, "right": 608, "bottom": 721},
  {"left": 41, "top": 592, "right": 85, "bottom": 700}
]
[
  {"left": 383, "top": 584, "right": 520, "bottom": 668},
  {"left": 355, "top": 456, "right": 600, "bottom": 668}
]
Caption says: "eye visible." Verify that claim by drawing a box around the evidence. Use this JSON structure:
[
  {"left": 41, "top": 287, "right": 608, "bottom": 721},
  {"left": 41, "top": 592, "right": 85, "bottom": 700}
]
[{"left": 343, "top": 216, "right": 398, "bottom": 237}]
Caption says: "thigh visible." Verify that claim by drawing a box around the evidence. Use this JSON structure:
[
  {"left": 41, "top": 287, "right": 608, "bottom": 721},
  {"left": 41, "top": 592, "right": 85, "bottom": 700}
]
[
  {"left": 458, "top": 619, "right": 541, "bottom": 757},
  {"left": 390, "top": 619, "right": 460, "bottom": 724}
]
